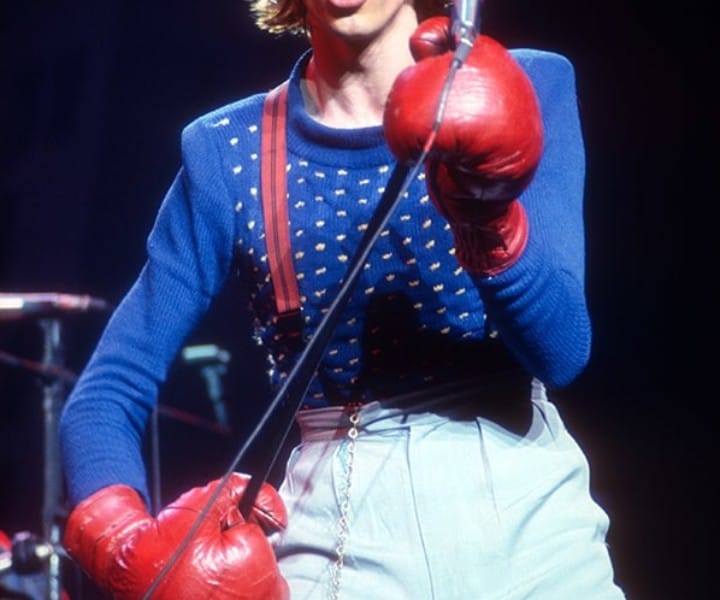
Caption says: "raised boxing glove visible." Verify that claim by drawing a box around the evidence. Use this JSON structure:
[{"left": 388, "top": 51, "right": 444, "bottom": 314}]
[
  {"left": 63, "top": 473, "right": 289, "bottom": 600},
  {"left": 384, "top": 16, "right": 544, "bottom": 276}
]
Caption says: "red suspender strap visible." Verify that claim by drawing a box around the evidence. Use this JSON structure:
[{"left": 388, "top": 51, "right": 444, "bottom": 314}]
[{"left": 261, "top": 81, "right": 302, "bottom": 320}]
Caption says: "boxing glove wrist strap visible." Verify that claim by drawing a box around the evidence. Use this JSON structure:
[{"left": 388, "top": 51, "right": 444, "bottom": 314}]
[{"left": 449, "top": 199, "right": 528, "bottom": 276}]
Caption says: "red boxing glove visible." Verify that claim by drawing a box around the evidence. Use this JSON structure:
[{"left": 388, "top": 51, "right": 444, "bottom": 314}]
[
  {"left": 63, "top": 473, "right": 289, "bottom": 600},
  {"left": 384, "top": 16, "right": 544, "bottom": 276}
]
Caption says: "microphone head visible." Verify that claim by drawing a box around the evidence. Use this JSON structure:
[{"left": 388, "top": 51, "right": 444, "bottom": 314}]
[
  {"left": 451, "top": 0, "right": 481, "bottom": 46},
  {"left": 181, "top": 344, "right": 231, "bottom": 366},
  {"left": 0, "top": 293, "right": 113, "bottom": 321}
]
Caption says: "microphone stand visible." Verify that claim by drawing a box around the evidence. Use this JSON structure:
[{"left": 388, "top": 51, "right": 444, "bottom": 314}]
[
  {"left": 237, "top": 5, "right": 479, "bottom": 516},
  {"left": 1, "top": 293, "right": 112, "bottom": 599},
  {"left": 142, "top": 11, "right": 478, "bottom": 591},
  {"left": 0, "top": 330, "right": 77, "bottom": 600},
  {"left": 38, "top": 317, "right": 67, "bottom": 600}
]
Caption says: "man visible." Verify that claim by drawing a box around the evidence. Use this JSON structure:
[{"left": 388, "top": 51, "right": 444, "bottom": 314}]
[{"left": 59, "top": 1, "right": 625, "bottom": 597}]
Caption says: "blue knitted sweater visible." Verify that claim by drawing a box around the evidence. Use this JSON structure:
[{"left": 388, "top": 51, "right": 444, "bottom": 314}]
[{"left": 60, "top": 49, "right": 590, "bottom": 506}]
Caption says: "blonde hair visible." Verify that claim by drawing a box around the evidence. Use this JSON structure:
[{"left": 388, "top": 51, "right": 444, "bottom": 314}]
[{"left": 248, "top": 0, "right": 450, "bottom": 36}]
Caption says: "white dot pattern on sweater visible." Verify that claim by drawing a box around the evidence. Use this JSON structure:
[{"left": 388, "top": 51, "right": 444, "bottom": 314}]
[{"left": 217, "top": 112, "right": 492, "bottom": 406}]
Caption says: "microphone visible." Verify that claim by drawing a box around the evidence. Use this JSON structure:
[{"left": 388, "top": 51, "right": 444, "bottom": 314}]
[
  {"left": 181, "top": 344, "right": 231, "bottom": 426},
  {"left": 181, "top": 344, "right": 231, "bottom": 366},
  {"left": 0, "top": 293, "right": 113, "bottom": 321},
  {"left": 451, "top": 0, "right": 481, "bottom": 60}
]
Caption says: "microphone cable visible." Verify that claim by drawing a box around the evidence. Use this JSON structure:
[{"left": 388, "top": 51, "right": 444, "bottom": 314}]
[{"left": 140, "top": 12, "right": 477, "bottom": 599}]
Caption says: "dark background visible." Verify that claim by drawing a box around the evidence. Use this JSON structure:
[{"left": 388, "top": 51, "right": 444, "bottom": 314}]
[{"left": 0, "top": 1, "right": 707, "bottom": 599}]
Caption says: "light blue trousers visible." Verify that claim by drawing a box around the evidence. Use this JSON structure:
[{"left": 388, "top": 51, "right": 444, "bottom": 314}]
[{"left": 274, "top": 379, "right": 625, "bottom": 599}]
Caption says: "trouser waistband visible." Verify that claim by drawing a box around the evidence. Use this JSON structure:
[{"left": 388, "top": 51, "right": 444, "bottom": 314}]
[{"left": 296, "top": 372, "right": 535, "bottom": 440}]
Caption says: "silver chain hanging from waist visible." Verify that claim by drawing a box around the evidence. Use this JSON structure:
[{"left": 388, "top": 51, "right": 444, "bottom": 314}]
[{"left": 330, "top": 408, "right": 360, "bottom": 600}]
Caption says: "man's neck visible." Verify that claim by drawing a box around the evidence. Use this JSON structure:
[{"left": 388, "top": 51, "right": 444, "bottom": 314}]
[{"left": 302, "top": 10, "right": 418, "bottom": 128}]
